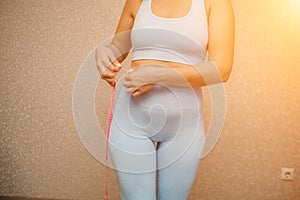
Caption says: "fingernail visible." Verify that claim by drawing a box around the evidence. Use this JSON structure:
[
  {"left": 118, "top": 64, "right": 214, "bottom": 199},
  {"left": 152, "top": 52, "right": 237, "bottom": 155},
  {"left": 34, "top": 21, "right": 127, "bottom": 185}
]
[{"left": 116, "top": 63, "right": 122, "bottom": 68}]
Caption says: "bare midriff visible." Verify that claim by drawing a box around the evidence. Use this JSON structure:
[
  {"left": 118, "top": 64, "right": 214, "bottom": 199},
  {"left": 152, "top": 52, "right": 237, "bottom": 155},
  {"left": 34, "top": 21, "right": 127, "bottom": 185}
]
[{"left": 131, "top": 59, "right": 191, "bottom": 69}]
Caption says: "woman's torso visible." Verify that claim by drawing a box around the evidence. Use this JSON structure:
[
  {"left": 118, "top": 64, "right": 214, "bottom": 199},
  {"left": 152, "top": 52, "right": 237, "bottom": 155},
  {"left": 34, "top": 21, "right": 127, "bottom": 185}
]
[{"left": 130, "top": 0, "right": 210, "bottom": 69}]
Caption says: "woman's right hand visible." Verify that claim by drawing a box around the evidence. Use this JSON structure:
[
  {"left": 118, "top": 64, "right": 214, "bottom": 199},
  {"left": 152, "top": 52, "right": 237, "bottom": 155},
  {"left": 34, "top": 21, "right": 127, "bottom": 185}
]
[{"left": 95, "top": 45, "right": 122, "bottom": 87}]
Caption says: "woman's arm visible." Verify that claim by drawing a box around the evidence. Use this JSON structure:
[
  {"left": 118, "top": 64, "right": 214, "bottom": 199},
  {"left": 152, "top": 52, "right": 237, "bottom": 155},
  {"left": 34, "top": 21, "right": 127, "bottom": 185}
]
[
  {"left": 156, "top": 0, "right": 235, "bottom": 87},
  {"left": 109, "top": 0, "right": 139, "bottom": 63},
  {"left": 95, "top": 0, "right": 139, "bottom": 85}
]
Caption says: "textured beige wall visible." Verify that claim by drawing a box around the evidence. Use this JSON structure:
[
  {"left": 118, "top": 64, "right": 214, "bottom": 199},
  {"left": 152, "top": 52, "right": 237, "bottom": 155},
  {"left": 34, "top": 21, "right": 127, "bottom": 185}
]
[{"left": 0, "top": 0, "right": 299, "bottom": 200}]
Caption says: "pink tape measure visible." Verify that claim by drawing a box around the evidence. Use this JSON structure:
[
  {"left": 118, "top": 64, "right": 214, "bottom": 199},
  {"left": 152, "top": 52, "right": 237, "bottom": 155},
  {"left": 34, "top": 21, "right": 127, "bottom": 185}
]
[{"left": 104, "top": 66, "right": 130, "bottom": 200}]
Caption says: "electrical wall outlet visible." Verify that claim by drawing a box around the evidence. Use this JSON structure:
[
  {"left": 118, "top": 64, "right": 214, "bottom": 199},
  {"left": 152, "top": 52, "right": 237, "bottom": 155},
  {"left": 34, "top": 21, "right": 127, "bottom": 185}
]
[{"left": 280, "top": 168, "right": 294, "bottom": 181}]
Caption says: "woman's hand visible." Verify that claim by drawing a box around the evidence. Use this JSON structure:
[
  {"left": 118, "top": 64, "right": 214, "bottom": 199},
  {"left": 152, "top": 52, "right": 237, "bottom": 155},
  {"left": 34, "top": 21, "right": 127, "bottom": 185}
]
[
  {"left": 123, "top": 65, "right": 161, "bottom": 97},
  {"left": 95, "top": 45, "right": 122, "bottom": 87},
  {"left": 131, "top": 83, "right": 156, "bottom": 97}
]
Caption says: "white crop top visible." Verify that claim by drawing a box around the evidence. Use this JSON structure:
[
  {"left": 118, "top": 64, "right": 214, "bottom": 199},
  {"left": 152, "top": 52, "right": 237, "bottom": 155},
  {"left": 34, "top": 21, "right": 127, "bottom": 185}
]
[{"left": 130, "top": 0, "right": 208, "bottom": 65}]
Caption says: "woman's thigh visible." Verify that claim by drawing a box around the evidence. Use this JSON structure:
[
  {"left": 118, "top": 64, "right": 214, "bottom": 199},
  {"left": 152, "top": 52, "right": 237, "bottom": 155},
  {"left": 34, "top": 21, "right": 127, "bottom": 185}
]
[
  {"left": 156, "top": 112, "right": 206, "bottom": 200},
  {"left": 108, "top": 96, "right": 158, "bottom": 200}
]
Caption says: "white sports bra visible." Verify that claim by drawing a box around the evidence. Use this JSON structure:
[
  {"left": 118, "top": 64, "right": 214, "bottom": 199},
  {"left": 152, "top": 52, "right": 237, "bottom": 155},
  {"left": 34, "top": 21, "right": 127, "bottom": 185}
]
[{"left": 130, "top": 0, "right": 208, "bottom": 65}]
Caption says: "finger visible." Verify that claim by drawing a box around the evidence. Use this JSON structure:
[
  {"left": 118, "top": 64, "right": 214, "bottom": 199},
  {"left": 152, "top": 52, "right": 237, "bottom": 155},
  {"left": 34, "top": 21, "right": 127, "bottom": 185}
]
[
  {"left": 132, "top": 90, "right": 141, "bottom": 97},
  {"left": 126, "top": 87, "right": 136, "bottom": 94},
  {"left": 102, "top": 78, "right": 116, "bottom": 87},
  {"left": 107, "top": 50, "right": 122, "bottom": 71},
  {"left": 112, "top": 60, "right": 122, "bottom": 72},
  {"left": 108, "top": 61, "right": 121, "bottom": 73},
  {"left": 101, "top": 70, "right": 115, "bottom": 79},
  {"left": 106, "top": 78, "right": 117, "bottom": 86},
  {"left": 108, "top": 58, "right": 122, "bottom": 73},
  {"left": 107, "top": 61, "right": 120, "bottom": 72},
  {"left": 123, "top": 81, "right": 131, "bottom": 88},
  {"left": 96, "top": 61, "right": 106, "bottom": 74},
  {"left": 101, "top": 76, "right": 116, "bottom": 84},
  {"left": 96, "top": 49, "right": 115, "bottom": 72},
  {"left": 107, "top": 81, "right": 115, "bottom": 87},
  {"left": 101, "top": 55, "right": 113, "bottom": 70},
  {"left": 104, "top": 77, "right": 116, "bottom": 82},
  {"left": 127, "top": 68, "right": 133, "bottom": 74},
  {"left": 124, "top": 74, "right": 132, "bottom": 81},
  {"left": 133, "top": 84, "right": 155, "bottom": 96},
  {"left": 107, "top": 50, "right": 118, "bottom": 70}
]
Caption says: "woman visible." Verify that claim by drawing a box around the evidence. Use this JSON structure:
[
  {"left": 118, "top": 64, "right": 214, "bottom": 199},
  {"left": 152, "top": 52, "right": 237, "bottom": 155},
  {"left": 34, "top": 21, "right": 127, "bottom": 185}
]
[{"left": 96, "top": 0, "right": 234, "bottom": 199}]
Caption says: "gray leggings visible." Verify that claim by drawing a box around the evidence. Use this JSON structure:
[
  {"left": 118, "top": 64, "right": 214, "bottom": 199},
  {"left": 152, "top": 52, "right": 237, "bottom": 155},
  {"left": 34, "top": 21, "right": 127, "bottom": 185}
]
[{"left": 108, "top": 83, "right": 206, "bottom": 200}]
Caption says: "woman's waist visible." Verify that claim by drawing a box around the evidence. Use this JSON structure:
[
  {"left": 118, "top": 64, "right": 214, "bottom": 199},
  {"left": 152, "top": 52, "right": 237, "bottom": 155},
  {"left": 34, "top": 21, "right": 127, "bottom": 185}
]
[{"left": 131, "top": 59, "right": 193, "bottom": 69}]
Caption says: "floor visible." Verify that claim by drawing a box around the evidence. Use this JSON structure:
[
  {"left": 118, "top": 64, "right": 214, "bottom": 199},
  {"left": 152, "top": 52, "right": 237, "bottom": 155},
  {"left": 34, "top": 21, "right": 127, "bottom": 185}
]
[{"left": 0, "top": 196, "right": 71, "bottom": 200}]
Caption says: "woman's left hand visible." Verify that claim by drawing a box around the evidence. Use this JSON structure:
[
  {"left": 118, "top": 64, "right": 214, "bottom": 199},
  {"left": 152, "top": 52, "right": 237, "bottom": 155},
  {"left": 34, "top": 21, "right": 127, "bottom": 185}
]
[{"left": 123, "top": 65, "right": 161, "bottom": 97}]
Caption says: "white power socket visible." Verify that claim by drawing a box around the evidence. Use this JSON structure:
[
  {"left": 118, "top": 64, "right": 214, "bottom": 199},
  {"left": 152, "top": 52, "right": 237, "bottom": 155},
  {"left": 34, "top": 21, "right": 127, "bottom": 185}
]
[{"left": 280, "top": 168, "right": 294, "bottom": 181}]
